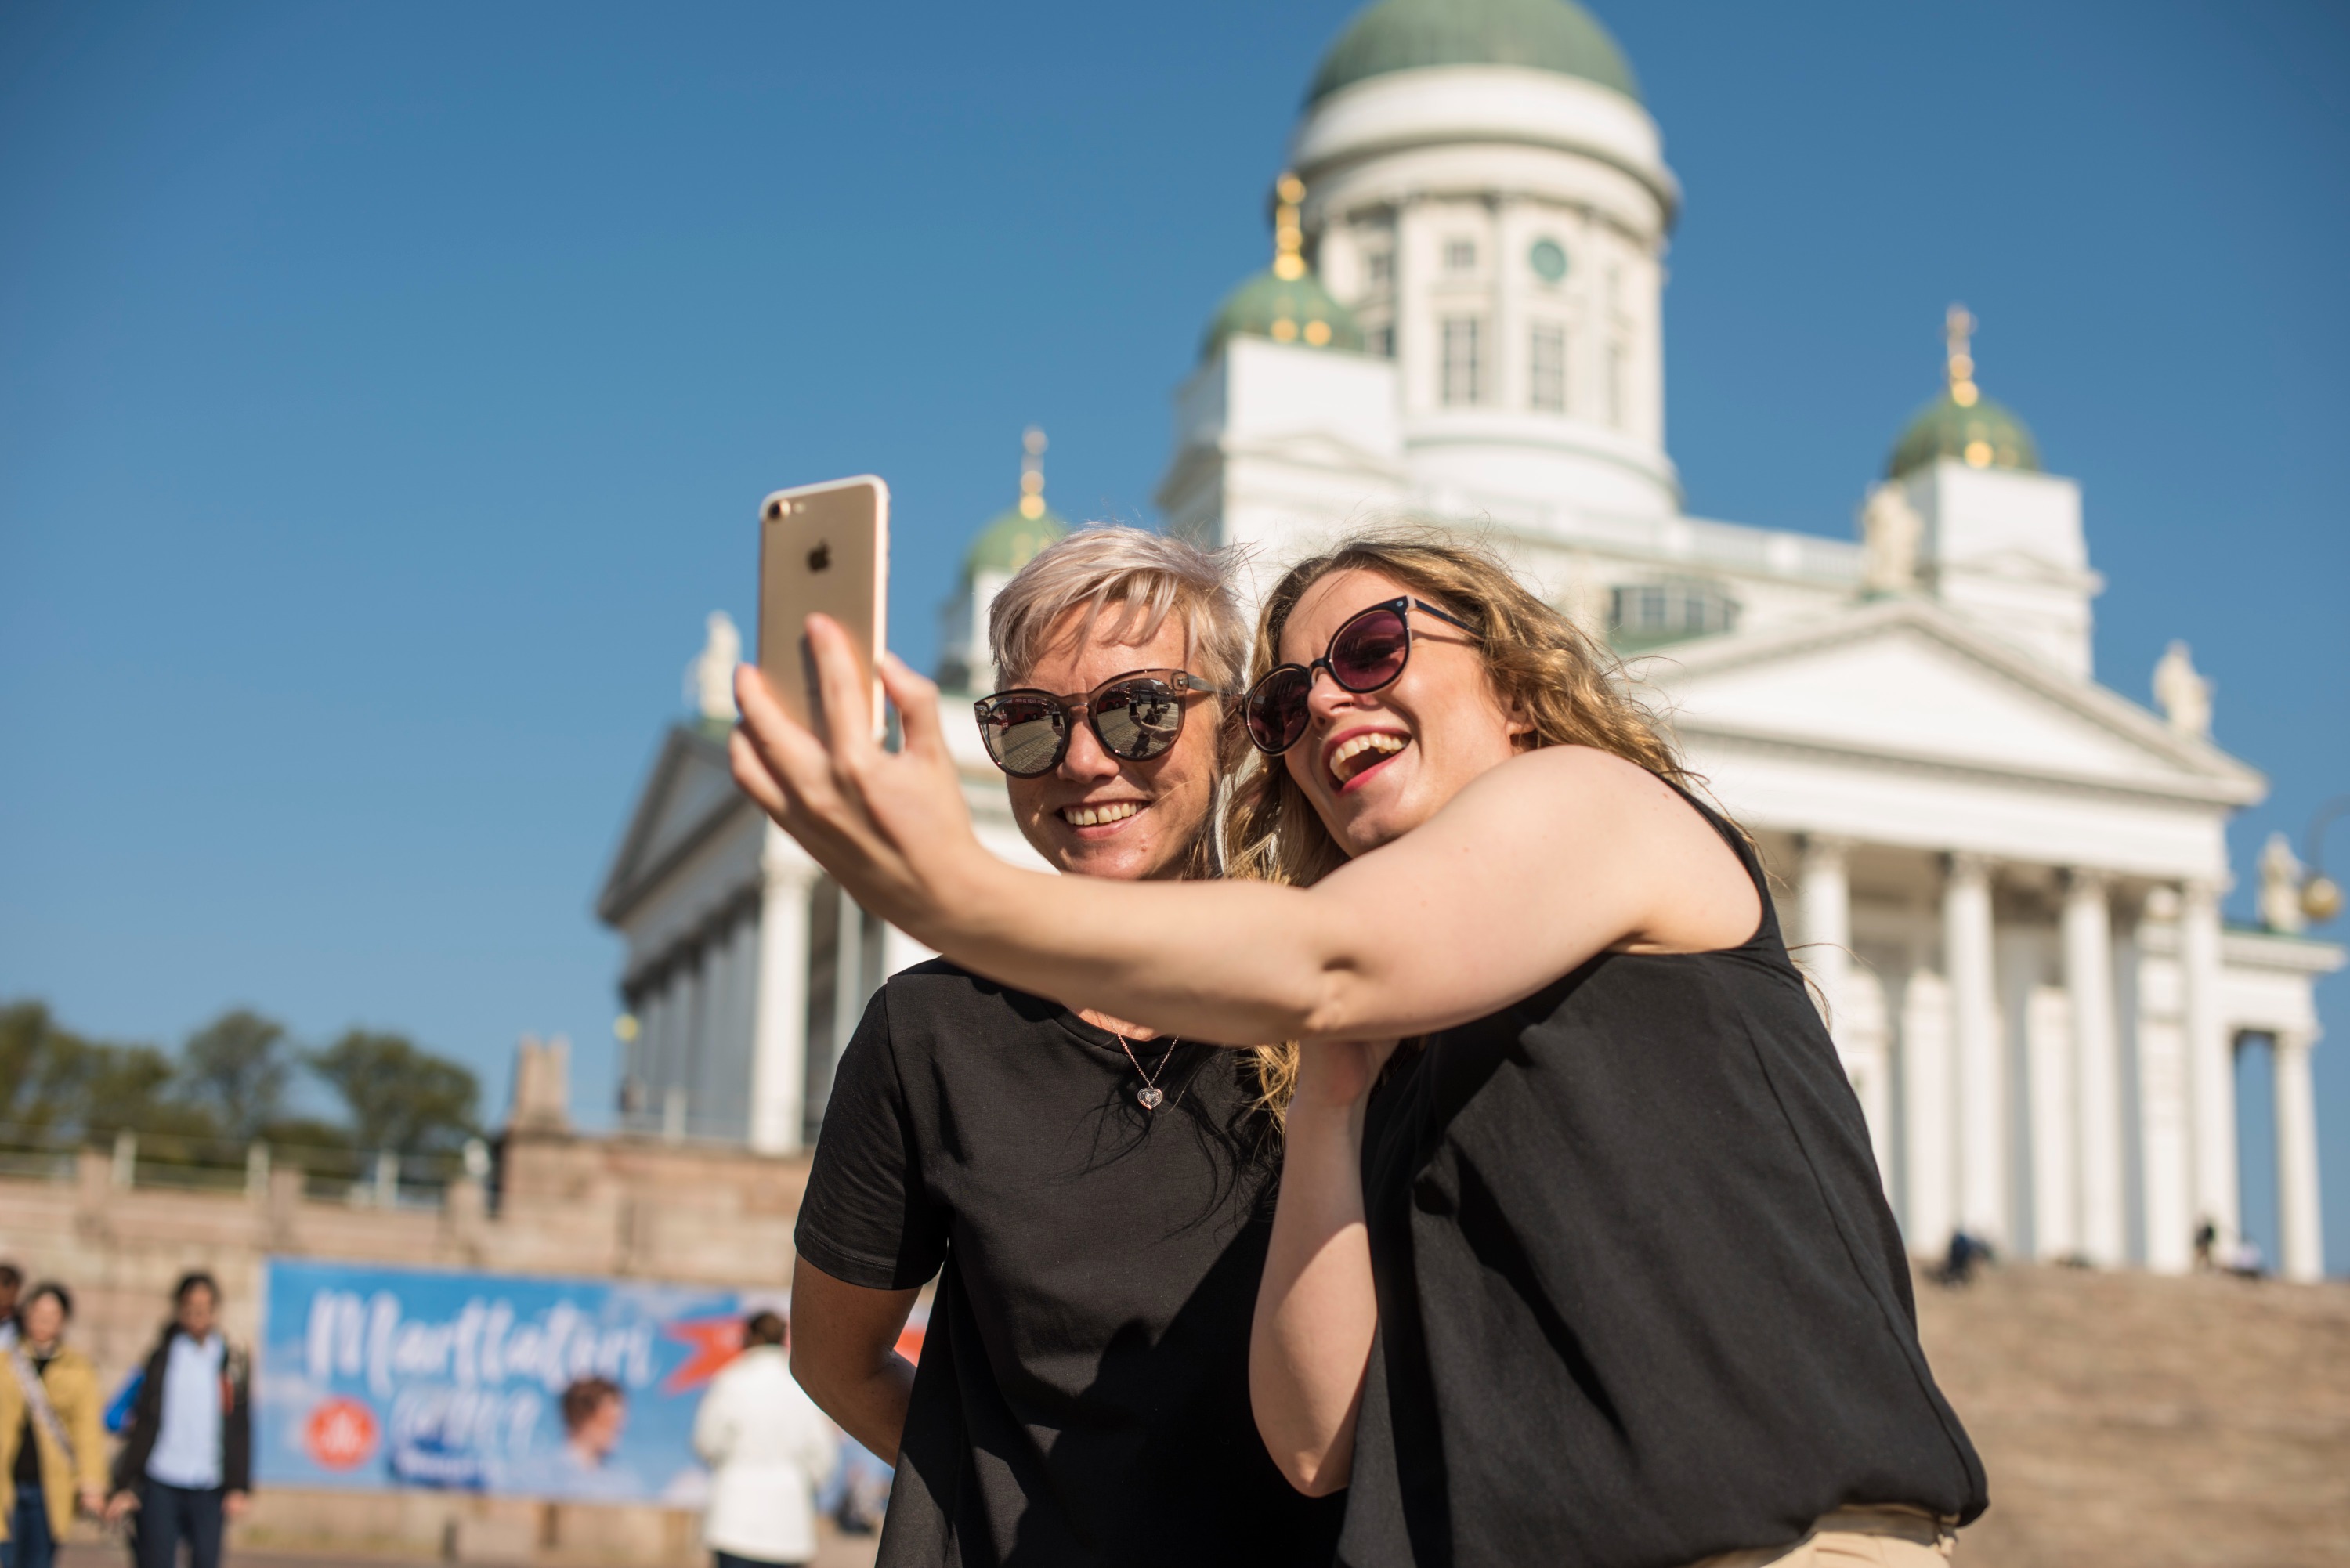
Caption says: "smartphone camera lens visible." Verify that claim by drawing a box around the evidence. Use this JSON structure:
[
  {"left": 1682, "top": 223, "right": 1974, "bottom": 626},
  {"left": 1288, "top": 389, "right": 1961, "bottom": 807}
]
[{"left": 763, "top": 498, "right": 786, "bottom": 523}]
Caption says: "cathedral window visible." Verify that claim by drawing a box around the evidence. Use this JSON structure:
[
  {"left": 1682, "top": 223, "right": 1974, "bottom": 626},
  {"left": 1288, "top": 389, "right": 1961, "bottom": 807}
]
[
  {"left": 1608, "top": 578, "right": 1740, "bottom": 647},
  {"left": 1368, "top": 323, "right": 1394, "bottom": 359},
  {"left": 1530, "top": 323, "right": 1567, "bottom": 413},
  {"left": 1444, "top": 238, "right": 1477, "bottom": 273},
  {"left": 1441, "top": 317, "right": 1484, "bottom": 405},
  {"left": 1606, "top": 341, "right": 1628, "bottom": 428},
  {"left": 1365, "top": 249, "right": 1394, "bottom": 290}
]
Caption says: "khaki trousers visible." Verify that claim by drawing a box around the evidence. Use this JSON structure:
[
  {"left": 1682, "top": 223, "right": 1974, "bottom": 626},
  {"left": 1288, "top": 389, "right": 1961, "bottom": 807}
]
[{"left": 1687, "top": 1506, "right": 1958, "bottom": 1567}]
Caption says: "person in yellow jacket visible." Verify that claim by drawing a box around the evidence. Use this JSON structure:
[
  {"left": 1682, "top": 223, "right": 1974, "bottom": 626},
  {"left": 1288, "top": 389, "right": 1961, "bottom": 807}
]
[{"left": 1, "top": 1283, "right": 107, "bottom": 1568}]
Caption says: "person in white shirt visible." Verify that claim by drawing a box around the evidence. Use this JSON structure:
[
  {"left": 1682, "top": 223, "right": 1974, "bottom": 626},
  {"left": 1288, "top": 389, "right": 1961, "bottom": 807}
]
[
  {"left": 692, "top": 1313, "right": 837, "bottom": 1568},
  {"left": 104, "top": 1274, "right": 251, "bottom": 1568}
]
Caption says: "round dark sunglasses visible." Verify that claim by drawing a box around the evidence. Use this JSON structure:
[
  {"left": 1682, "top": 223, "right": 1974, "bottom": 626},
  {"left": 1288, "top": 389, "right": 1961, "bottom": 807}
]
[
  {"left": 1244, "top": 596, "right": 1481, "bottom": 756},
  {"left": 974, "top": 669, "right": 1227, "bottom": 778}
]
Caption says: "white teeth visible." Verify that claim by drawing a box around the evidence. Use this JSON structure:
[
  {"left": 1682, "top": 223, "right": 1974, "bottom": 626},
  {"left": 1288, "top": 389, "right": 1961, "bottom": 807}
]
[
  {"left": 1065, "top": 800, "right": 1141, "bottom": 827},
  {"left": 1329, "top": 733, "right": 1407, "bottom": 781}
]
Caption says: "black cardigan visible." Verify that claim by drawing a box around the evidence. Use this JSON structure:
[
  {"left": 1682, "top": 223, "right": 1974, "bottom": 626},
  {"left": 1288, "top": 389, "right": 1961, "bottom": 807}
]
[{"left": 110, "top": 1326, "right": 252, "bottom": 1495}]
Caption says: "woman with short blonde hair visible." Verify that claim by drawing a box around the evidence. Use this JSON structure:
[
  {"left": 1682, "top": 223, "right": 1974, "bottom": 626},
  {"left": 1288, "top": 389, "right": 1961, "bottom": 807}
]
[{"left": 785, "top": 525, "right": 1341, "bottom": 1567}]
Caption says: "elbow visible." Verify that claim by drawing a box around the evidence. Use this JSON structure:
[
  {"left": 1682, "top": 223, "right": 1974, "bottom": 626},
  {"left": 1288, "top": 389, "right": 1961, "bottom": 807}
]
[
  {"left": 1270, "top": 1444, "right": 1352, "bottom": 1498},
  {"left": 788, "top": 1342, "right": 834, "bottom": 1408}
]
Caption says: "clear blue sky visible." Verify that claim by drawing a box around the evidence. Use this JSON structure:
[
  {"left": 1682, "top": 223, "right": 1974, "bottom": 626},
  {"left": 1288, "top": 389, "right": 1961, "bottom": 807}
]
[{"left": 3, "top": 2, "right": 2345, "bottom": 1266}]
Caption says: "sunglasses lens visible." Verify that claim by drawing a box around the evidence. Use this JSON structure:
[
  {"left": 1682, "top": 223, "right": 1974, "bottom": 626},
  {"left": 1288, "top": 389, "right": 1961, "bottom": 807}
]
[
  {"left": 1246, "top": 668, "right": 1314, "bottom": 754},
  {"left": 1094, "top": 681, "right": 1184, "bottom": 761},
  {"left": 982, "top": 696, "right": 1068, "bottom": 776},
  {"left": 1330, "top": 608, "right": 1410, "bottom": 692}
]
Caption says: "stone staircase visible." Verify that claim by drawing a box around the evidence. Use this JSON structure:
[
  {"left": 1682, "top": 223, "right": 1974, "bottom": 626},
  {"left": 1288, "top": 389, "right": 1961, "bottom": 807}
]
[{"left": 1916, "top": 1264, "right": 2350, "bottom": 1566}]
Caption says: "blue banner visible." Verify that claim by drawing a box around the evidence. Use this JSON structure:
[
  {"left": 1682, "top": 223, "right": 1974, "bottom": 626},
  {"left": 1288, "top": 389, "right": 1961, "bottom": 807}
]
[{"left": 258, "top": 1258, "right": 779, "bottom": 1502}]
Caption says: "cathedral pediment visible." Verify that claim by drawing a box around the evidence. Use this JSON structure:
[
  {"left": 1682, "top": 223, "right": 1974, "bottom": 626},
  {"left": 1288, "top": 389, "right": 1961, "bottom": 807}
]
[
  {"left": 597, "top": 721, "right": 754, "bottom": 924},
  {"left": 1634, "top": 597, "right": 2264, "bottom": 804}
]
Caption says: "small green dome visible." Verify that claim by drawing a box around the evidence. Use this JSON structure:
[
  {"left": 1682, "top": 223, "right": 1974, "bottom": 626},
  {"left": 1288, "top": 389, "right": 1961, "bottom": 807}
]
[
  {"left": 964, "top": 504, "right": 1071, "bottom": 581},
  {"left": 1201, "top": 268, "right": 1365, "bottom": 361},
  {"left": 1886, "top": 391, "right": 2043, "bottom": 479},
  {"left": 1309, "top": 0, "right": 1640, "bottom": 107}
]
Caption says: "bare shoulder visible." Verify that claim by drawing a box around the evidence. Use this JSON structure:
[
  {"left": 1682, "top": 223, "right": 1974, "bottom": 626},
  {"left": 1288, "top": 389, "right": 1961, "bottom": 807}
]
[
  {"left": 1455, "top": 742, "right": 1690, "bottom": 815},
  {"left": 1471, "top": 748, "right": 1759, "bottom": 951}
]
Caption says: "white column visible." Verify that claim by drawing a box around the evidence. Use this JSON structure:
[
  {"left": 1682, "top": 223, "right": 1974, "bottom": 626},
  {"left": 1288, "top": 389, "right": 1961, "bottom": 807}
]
[
  {"left": 1900, "top": 970, "right": 1956, "bottom": 1251},
  {"left": 1802, "top": 836, "right": 1893, "bottom": 1183},
  {"left": 1394, "top": 196, "right": 1433, "bottom": 417},
  {"left": 1799, "top": 835, "right": 1853, "bottom": 1035},
  {"left": 2064, "top": 869, "right": 2126, "bottom": 1265},
  {"left": 2182, "top": 880, "right": 2237, "bottom": 1239},
  {"left": 2026, "top": 983, "right": 2077, "bottom": 1258},
  {"left": 666, "top": 949, "right": 705, "bottom": 1136},
  {"left": 1944, "top": 853, "right": 2004, "bottom": 1244},
  {"left": 2132, "top": 891, "right": 2194, "bottom": 1274},
  {"left": 1491, "top": 195, "right": 1520, "bottom": 413},
  {"left": 750, "top": 825, "right": 821, "bottom": 1154},
  {"left": 2275, "top": 1030, "right": 2324, "bottom": 1282}
]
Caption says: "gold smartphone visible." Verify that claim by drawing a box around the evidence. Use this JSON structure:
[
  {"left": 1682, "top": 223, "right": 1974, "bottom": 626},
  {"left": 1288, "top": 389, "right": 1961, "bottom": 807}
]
[{"left": 757, "top": 475, "right": 889, "bottom": 739}]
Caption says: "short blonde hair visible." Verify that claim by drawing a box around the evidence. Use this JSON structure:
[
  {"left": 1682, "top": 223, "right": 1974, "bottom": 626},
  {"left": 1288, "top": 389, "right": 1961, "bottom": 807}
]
[
  {"left": 987, "top": 526, "right": 1252, "bottom": 882},
  {"left": 988, "top": 526, "right": 1248, "bottom": 694}
]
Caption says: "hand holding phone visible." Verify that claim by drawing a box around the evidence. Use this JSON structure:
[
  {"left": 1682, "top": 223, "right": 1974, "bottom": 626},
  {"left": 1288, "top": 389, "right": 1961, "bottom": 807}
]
[{"left": 757, "top": 475, "right": 889, "bottom": 741}]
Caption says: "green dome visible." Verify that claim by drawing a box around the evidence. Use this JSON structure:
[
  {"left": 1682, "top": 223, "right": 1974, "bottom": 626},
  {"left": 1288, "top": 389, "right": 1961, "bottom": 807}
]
[
  {"left": 1886, "top": 391, "right": 2043, "bottom": 479},
  {"left": 1308, "top": 0, "right": 1640, "bottom": 106},
  {"left": 964, "top": 504, "right": 1071, "bottom": 581},
  {"left": 1201, "top": 268, "right": 1365, "bottom": 361}
]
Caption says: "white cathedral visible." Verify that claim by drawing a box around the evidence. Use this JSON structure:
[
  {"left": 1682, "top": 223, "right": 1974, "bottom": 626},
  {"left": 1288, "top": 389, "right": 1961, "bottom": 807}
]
[{"left": 597, "top": 0, "right": 2341, "bottom": 1278}]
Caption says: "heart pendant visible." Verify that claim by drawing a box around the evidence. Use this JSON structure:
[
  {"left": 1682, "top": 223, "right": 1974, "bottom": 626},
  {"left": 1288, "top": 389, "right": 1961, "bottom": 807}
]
[{"left": 1137, "top": 1086, "right": 1165, "bottom": 1110}]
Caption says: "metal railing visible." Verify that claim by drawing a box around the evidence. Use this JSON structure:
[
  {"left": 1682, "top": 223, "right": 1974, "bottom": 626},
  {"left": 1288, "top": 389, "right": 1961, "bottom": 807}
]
[{"left": 0, "top": 1122, "right": 489, "bottom": 1211}]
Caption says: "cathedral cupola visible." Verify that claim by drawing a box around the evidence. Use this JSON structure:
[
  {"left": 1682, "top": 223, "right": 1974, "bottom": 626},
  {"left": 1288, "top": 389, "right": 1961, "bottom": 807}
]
[
  {"left": 1308, "top": 0, "right": 1640, "bottom": 106},
  {"left": 1886, "top": 304, "right": 2043, "bottom": 479},
  {"left": 1200, "top": 174, "right": 1364, "bottom": 361},
  {"left": 938, "top": 427, "right": 1071, "bottom": 693}
]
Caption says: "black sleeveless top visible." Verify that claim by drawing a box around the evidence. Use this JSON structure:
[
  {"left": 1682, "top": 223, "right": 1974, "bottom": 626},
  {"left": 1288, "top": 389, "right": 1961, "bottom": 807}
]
[{"left": 1341, "top": 793, "right": 1987, "bottom": 1568}]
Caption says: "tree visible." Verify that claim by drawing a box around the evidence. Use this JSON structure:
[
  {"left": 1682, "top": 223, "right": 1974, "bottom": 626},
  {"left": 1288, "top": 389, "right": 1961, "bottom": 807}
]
[
  {"left": 0, "top": 999, "right": 208, "bottom": 1140},
  {"left": 179, "top": 1009, "right": 292, "bottom": 1140},
  {"left": 308, "top": 1030, "right": 480, "bottom": 1154}
]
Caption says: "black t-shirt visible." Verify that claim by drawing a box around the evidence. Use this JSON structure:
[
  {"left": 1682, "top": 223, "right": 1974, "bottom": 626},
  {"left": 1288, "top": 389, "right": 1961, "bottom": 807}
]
[
  {"left": 794, "top": 960, "right": 1345, "bottom": 1568},
  {"left": 1341, "top": 794, "right": 1987, "bottom": 1568}
]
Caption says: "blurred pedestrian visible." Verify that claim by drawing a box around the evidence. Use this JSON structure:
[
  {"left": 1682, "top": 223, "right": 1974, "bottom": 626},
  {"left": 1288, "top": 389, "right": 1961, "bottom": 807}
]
[
  {"left": 104, "top": 1273, "right": 251, "bottom": 1568},
  {"left": 0, "top": 1267, "right": 22, "bottom": 1351},
  {"left": 2, "top": 1282, "right": 107, "bottom": 1568},
  {"left": 692, "top": 1312, "right": 836, "bottom": 1568}
]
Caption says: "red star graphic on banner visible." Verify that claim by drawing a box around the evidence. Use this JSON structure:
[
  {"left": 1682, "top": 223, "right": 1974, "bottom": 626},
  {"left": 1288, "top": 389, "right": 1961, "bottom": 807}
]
[{"left": 660, "top": 1314, "right": 745, "bottom": 1393}]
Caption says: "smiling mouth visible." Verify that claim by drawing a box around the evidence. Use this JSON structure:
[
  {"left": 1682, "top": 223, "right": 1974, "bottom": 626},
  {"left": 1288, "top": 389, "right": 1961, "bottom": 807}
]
[
  {"left": 1061, "top": 800, "right": 1143, "bottom": 828},
  {"left": 1328, "top": 732, "right": 1408, "bottom": 787}
]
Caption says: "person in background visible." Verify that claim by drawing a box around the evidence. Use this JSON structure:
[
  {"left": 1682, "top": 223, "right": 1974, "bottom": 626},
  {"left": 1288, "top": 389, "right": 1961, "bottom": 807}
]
[
  {"left": 0, "top": 1268, "right": 22, "bottom": 1351},
  {"left": 105, "top": 1273, "right": 251, "bottom": 1568},
  {"left": 692, "top": 1312, "right": 837, "bottom": 1568},
  {"left": 2, "top": 1283, "right": 107, "bottom": 1568}
]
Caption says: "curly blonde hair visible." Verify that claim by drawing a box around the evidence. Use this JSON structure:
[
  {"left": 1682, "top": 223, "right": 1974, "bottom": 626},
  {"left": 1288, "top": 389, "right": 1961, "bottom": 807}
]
[{"left": 1226, "top": 526, "right": 1694, "bottom": 1115}]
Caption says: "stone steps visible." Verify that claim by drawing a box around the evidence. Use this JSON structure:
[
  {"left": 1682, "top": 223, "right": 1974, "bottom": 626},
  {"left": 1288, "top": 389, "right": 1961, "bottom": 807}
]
[{"left": 1916, "top": 1264, "right": 2350, "bottom": 1567}]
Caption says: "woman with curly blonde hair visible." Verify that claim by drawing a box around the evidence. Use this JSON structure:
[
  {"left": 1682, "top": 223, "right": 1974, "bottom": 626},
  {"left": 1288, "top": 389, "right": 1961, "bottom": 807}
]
[{"left": 732, "top": 526, "right": 1987, "bottom": 1568}]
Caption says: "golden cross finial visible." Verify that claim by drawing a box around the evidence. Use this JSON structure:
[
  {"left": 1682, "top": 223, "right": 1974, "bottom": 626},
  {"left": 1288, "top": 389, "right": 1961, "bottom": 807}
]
[
  {"left": 1272, "top": 172, "right": 1307, "bottom": 281},
  {"left": 1945, "top": 302, "right": 1979, "bottom": 407},
  {"left": 1018, "top": 425, "right": 1047, "bottom": 519}
]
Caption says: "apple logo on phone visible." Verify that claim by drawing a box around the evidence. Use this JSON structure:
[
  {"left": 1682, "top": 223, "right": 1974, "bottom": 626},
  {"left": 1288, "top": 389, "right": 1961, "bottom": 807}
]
[{"left": 807, "top": 541, "right": 832, "bottom": 573}]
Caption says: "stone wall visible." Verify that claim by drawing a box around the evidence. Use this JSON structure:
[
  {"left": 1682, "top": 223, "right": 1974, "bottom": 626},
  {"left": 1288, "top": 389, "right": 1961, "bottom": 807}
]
[{"left": 0, "top": 1128, "right": 812, "bottom": 1564}]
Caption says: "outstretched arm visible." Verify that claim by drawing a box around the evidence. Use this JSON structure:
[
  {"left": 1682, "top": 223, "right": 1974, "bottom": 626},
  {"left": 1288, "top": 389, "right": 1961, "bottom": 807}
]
[
  {"left": 1249, "top": 1039, "right": 1394, "bottom": 1494},
  {"left": 728, "top": 619, "right": 1755, "bottom": 1047}
]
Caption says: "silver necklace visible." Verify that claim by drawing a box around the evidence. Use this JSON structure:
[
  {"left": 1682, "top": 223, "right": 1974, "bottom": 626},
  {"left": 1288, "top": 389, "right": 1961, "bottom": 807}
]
[{"left": 1112, "top": 1032, "right": 1179, "bottom": 1111}]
